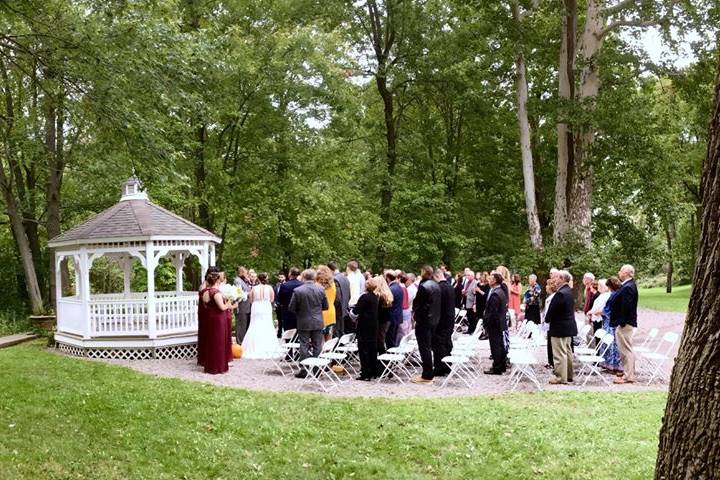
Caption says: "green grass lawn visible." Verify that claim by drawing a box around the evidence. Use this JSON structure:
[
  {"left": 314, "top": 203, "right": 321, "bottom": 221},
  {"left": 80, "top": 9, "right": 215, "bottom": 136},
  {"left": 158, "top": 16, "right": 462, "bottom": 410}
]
[
  {"left": 1, "top": 342, "right": 666, "bottom": 479},
  {"left": 638, "top": 285, "right": 691, "bottom": 313}
]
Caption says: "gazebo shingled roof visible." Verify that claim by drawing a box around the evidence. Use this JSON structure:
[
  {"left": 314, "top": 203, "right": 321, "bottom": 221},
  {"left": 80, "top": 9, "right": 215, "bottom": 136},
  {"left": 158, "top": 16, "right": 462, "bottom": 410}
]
[{"left": 48, "top": 177, "right": 219, "bottom": 247}]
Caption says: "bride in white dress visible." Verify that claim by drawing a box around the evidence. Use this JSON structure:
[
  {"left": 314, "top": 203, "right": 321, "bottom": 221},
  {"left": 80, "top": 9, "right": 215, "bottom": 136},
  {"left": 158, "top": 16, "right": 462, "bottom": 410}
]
[{"left": 241, "top": 273, "right": 279, "bottom": 359}]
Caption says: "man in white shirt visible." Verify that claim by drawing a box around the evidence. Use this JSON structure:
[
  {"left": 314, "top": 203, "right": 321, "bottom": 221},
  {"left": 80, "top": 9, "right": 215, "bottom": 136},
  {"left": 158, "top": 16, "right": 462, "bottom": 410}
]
[{"left": 346, "top": 260, "right": 365, "bottom": 307}]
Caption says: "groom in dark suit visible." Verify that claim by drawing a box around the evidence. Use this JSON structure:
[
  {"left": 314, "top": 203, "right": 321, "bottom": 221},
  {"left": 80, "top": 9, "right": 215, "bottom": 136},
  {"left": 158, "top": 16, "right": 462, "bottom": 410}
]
[
  {"left": 277, "top": 267, "right": 302, "bottom": 332},
  {"left": 483, "top": 272, "right": 509, "bottom": 375},
  {"left": 288, "top": 269, "right": 328, "bottom": 378}
]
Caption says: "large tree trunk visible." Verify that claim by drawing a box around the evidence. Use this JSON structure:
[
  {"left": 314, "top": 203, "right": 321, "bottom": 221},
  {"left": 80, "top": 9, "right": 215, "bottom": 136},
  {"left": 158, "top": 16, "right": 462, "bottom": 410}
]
[
  {"left": 0, "top": 58, "right": 44, "bottom": 313},
  {"left": 553, "top": 0, "right": 576, "bottom": 243},
  {"left": 654, "top": 63, "right": 720, "bottom": 479},
  {"left": 45, "top": 74, "right": 66, "bottom": 308},
  {"left": 364, "top": 0, "right": 399, "bottom": 269},
  {"left": 512, "top": 3, "right": 543, "bottom": 250},
  {"left": 566, "top": 0, "right": 603, "bottom": 246}
]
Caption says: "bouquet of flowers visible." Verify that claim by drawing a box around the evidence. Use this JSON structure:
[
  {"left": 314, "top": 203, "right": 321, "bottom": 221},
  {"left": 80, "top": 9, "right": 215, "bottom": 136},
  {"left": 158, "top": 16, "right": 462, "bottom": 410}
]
[{"left": 219, "top": 283, "right": 246, "bottom": 303}]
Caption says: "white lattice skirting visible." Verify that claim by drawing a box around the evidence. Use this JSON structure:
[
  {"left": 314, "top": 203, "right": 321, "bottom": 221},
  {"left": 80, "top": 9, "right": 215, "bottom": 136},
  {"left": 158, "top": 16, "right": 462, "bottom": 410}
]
[{"left": 56, "top": 342, "right": 197, "bottom": 360}]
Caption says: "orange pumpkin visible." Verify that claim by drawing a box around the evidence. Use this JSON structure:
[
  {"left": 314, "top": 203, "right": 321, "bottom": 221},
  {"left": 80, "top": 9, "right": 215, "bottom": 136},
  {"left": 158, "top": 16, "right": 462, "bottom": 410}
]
[{"left": 232, "top": 343, "right": 243, "bottom": 359}]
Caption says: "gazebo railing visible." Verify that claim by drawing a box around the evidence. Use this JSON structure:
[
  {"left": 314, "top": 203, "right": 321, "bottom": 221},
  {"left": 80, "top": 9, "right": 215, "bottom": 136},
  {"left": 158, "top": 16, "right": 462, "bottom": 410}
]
[
  {"left": 90, "top": 299, "right": 149, "bottom": 336},
  {"left": 56, "top": 293, "right": 199, "bottom": 338},
  {"left": 156, "top": 295, "right": 197, "bottom": 334}
]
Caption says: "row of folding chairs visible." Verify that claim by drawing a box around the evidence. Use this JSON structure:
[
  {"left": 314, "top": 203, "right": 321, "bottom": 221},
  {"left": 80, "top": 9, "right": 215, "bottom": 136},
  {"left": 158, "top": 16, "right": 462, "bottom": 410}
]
[{"left": 262, "top": 329, "right": 359, "bottom": 392}]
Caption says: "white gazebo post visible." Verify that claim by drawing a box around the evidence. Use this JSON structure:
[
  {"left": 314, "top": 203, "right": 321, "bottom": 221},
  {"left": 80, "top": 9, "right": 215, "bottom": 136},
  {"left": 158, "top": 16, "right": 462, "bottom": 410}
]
[
  {"left": 209, "top": 243, "right": 216, "bottom": 268},
  {"left": 54, "top": 255, "right": 63, "bottom": 306},
  {"left": 79, "top": 248, "right": 92, "bottom": 339},
  {"left": 146, "top": 241, "right": 157, "bottom": 339},
  {"left": 172, "top": 252, "right": 186, "bottom": 293},
  {"left": 199, "top": 242, "right": 209, "bottom": 279},
  {"left": 121, "top": 255, "right": 133, "bottom": 299}
]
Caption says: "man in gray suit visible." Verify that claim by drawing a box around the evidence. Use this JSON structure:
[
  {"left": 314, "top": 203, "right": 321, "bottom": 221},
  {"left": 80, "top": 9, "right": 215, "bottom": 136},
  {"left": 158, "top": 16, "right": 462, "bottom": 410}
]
[
  {"left": 288, "top": 269, "right": 329, "bottom": 378},
  {"left": 233, "top": 266, "right": 252, "bottom": 344},
  {"left": 329, "top": 262, "right": 350, "bottom": 336}
]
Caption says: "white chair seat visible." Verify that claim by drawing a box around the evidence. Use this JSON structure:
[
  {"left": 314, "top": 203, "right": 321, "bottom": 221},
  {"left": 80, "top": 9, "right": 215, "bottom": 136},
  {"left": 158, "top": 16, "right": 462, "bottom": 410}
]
[
  {"left": 378, "top": 353, "right": 405, "bottom": 362},
  {"left": 320, "top": 352, "right": 346, "bottom": 361},
  {"left": 577, "top": 354, "right": 604, "bottom": 363},
  {"left": 336, "top": 345, "right": 358, "bottom": 353},
  {"left": 574, "top": 347, "right": 596, "bottom": 356},
  {"left": 300, "top": 357, "right": 332, "bottom": 367},
  {"left": 387, "top": 345, "right": 414, "bottom": 354},
  {"left": 442, "top": 355, "right": 469, "bottom": 363}
]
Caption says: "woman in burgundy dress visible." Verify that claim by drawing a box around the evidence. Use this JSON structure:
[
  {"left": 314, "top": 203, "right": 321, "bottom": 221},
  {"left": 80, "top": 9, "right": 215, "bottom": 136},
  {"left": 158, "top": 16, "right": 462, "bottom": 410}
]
[
  {"left": 200, "top": 270, "right": 233, "bottom": 374},
  {"left": 197, "top": 266, "right": 220, "bottom": 367},
  {"left": 218, "top": 272, "right": 235, "bottom": 364}
]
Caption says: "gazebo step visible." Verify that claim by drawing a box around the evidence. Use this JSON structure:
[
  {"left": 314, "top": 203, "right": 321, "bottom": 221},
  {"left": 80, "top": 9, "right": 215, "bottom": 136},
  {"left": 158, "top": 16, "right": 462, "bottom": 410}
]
[{"left": 0, "top": 333, "right": 40, "bottom": 349}]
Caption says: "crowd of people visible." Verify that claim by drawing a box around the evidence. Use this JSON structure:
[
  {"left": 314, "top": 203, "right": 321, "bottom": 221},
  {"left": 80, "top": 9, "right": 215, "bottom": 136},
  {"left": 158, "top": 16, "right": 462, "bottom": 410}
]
[{"left": 195, "top": 260, "right": 640, "bottom": 387}]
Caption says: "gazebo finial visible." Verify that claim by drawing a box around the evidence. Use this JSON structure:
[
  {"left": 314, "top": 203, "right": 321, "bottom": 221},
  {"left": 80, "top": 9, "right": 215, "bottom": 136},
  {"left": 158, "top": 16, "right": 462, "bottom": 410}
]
[{"left": 120, "top": 175, "right": 148, "bottom": 201}]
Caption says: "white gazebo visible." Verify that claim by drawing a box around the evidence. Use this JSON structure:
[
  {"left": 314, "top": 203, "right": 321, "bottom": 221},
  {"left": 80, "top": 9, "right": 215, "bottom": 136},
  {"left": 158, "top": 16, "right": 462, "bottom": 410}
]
[{"left": 49, "top": 177, "right": 220, "bottom": 360}]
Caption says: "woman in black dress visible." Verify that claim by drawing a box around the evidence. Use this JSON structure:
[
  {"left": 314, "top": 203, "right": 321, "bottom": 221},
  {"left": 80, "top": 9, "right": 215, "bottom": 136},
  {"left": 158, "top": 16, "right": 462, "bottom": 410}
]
[{"left": 352, "top": 277, "right": 381, "bottom": 380}]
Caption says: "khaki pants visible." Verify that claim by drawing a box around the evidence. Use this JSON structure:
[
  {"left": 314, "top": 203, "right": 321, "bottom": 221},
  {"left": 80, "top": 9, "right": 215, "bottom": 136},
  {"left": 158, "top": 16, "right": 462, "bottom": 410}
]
[
  {"left": 615, "top": 325, "right": 635, "bottom": 381},
  {"left": 551, "top": 336, "right": 573, "bottom": 383}
]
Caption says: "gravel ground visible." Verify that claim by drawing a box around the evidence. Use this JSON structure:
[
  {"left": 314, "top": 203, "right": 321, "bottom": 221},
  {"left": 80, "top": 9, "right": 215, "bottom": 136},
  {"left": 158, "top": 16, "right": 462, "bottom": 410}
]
[{"left": 86, "top": 308, "right": 686, "bottom": 398}]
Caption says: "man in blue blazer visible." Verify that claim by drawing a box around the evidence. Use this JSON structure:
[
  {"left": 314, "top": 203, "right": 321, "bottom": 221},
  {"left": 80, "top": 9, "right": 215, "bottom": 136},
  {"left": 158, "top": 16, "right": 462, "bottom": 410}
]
[
  {"left": 545, "top": 270, "right": 578, "bottom": 384},
  {"left": 611, "top": 264, "right": 639, "bottom": 384}
]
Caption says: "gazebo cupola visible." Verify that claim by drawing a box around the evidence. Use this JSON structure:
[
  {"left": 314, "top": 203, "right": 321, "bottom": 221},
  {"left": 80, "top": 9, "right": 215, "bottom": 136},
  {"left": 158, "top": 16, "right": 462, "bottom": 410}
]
[{"left": 49, "top": 176, "right": 221, "bottom": 360}]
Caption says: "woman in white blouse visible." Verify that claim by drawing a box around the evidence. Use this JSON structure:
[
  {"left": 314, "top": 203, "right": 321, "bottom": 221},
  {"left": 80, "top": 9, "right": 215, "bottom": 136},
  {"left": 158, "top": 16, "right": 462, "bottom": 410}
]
[{"left": 587, "top": 279, "right": 611, "bottom": 338}]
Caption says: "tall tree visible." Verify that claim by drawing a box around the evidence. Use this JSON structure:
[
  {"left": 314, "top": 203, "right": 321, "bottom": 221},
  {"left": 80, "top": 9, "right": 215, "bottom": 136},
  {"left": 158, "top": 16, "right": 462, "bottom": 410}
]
[
  {"left": 655, "top": 57, "right": 720, "bottom": 479},
  {"left": 553, "top": 0, "right": 679, "bottom": 245},
  {"left": 349, "top": 0, "right": 415, "bottom": 268},
  {"left": 512, "top": 0, "right": 543, "bottom": 249}
]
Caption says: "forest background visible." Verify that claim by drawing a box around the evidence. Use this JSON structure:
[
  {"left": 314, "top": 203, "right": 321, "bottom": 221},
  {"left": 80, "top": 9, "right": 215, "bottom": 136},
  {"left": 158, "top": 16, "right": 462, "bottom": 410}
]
[{"left": 0, "top": 0, "right": 717, "bottom": 316}]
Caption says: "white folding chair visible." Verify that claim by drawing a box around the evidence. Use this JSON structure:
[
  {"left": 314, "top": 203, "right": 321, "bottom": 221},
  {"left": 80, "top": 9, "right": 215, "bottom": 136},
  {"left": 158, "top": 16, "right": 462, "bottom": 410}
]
[
  {"left": 634, "top": 328, "right": 659, "bottom": 354},
  {"left": 334, "top": 333, "right": 359, "bottom": 364},
  {"left": 640, "top": 331, "right": 679, "bottom": 385},
  {"left": 507, "top": 323, "right": 544, "bottom": 391},
  {"left": 439, "top": 354, "right": 475, "bottom": 388},
  {"left": 377, "top": 351, "right": 414, "bottom": 384},
  {"left": 297, "top": 357, "right": 339, "bottom": 392},
  {"left": 263, "top": 328, "right": 298, "bottom": 376},
  {"left": 576, "top": 333, "right": 615, "bottom": 386},
  {"left": 453, "top": 309, "right": 468, "bottom": 333},
  {"left": 577, "top": 323, "right": 592, "bottom": 347},
  {"left": 575, "top": 329, "right": 606, "bottom": 356},
  {"left": 507, "top": 349, "right": 543, "bottom": 391},
  {"left": 319, "top": 337, "right": 357, "bottom": 378}
]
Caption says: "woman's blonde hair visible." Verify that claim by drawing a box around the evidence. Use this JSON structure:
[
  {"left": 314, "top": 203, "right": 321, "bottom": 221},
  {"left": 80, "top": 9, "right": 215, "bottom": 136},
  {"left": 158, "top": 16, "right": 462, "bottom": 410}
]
[
  {"left": 316, "top": 265, "right": 334, "bottom": 289},
  {"left": 368, "top": 275, "right": 394, "bottom": 307},
  {"left": 496, "top": 265, "right": 511, "bottom": 283}
]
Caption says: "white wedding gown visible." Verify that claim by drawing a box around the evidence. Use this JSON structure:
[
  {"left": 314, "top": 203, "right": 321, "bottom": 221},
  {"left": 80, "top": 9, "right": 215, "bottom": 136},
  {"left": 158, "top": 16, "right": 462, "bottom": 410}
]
[{"left": 241, "top": 285, "right": 279, "bottom": 359}]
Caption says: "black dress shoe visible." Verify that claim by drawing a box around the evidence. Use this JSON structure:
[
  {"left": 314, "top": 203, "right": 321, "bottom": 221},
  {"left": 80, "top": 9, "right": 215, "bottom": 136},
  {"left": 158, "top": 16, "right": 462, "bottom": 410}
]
[
  {"left": 294, "top": 370, "right": 308, "bottom": 379},
  {"left": 355, "top": 376, "right": 371, "bottom": 381},
  {"left": 483, "top": 369, "right": 503, "bottom": 375}
]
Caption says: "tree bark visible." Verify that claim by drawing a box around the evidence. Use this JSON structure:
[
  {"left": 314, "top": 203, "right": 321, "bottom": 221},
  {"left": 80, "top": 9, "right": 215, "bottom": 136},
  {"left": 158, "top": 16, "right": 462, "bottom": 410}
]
[
  {"left": 45, "top": 69, "right": 66, "bottom": 308},
  {"left": 512, "top": 2, "right": 543, "bottom": 250},
  {"left": 0, "top": 58, "right": 44, "bottom": 313},
  {"left": 365, "top": 0, "right": 399, "bottom": 269},
  {"left": 565, "top": 0, "right": 603, "bottom": 246},
  {"left": 655, "top": 62, "right": 720, "bottom": 479},
  {"left": 553, "top": 0, "right": 576, "bottom": 243}
]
